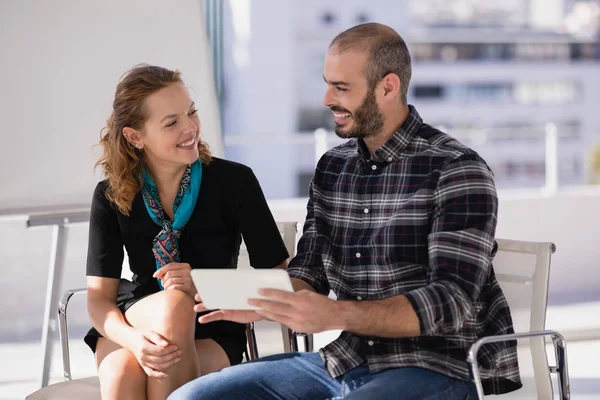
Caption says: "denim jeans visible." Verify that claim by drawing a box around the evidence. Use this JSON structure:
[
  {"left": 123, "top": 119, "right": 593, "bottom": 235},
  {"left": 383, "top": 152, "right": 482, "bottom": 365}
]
[{"left": 168, "top": 352, "right": 477, "bottom": 400}]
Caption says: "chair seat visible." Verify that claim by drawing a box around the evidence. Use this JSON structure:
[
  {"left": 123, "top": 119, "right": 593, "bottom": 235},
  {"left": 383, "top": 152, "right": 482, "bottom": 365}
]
[{"left": 26, "top": 377, "right": 100, "bottom": 400}]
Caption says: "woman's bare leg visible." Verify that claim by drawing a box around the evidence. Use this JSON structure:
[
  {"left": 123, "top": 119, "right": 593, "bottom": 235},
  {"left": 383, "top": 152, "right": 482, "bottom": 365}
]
[
  {"left": 95, "top": 337, "right": 146, "bottom": 400},
  {"left": 125, "top": 289, "right": 199, "bottom": 400},
  {"left": 195, "top": 338, "right": 231, "bottom": 374},
  {"left": 94, "top": 290, "right": 231, "bottom": 400}
]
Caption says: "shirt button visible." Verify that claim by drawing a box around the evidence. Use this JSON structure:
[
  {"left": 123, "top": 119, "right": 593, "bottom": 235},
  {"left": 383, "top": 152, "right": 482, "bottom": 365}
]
[
  {"left": 367, "top": 340, "right": 374, "bottom": 346},
  {"left": 363, "top": 208, "right": 369, "bottom": 214},
  {"left": 356, "top": 252, "right": 361, "bottom": 258},
  {"left": 357, "top": 296, "right": 363, "bottom": 300},
  {"left": 387, "top": 156, "right": 393, "bottom": 162},
  {"left": 371, "top": 165, "right": 377, "bottom": 170}
]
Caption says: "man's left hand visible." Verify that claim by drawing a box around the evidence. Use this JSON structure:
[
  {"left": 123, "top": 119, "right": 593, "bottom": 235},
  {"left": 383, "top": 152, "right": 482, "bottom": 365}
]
[{"left": 248, "top": 289, "right": 342, "bottom": 333}]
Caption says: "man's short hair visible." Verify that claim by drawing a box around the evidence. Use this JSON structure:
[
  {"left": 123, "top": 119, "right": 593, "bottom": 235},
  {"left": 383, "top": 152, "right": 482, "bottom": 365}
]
[{"left": 330, "top": 23, "right": 412, "bottom": 104}]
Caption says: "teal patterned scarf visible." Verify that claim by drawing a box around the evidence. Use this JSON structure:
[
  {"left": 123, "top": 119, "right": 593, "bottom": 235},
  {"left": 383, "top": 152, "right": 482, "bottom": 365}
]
[{"left": 141, "top": 160, "right": 202, "bottom": 289}]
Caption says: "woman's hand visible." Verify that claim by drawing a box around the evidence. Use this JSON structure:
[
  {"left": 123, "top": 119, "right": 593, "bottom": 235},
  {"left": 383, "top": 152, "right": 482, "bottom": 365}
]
[
  {"left": 153, "top": 262, "right": 196, "bottom": 298},
  {"left": 193, "top": 293, "right": 264, "bottom": 324},
  {"left": 129, "top": 330, "right": 182, "bottom": 378}
]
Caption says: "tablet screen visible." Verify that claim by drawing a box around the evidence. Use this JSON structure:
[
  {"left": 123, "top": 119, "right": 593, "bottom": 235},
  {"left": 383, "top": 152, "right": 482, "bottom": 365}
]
[{"left": 190, "top": 269, "right": 294, "bottom": 310}]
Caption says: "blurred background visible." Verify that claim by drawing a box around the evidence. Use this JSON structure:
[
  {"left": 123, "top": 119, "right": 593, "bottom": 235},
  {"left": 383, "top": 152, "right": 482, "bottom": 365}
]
[{"left": 1, "top": 0, "right": 599, "bottom": 398}]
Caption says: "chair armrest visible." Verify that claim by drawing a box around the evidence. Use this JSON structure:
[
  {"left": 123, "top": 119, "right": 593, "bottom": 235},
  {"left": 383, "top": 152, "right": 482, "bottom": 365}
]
[
  {"left": 467, "top": 330, "right": 570, "bottom": 400},
  {"left": 58, "top": 288, "right": 87, "bottom": 381},
  {"left": 59, "top": 289, "right": 87, "bottom": 317}
]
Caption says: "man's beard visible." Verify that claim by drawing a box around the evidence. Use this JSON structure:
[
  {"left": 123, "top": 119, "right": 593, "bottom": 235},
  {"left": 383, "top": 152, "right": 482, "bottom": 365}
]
[{"left": 333, "top": 88, "right": 384, "bottom": 139}]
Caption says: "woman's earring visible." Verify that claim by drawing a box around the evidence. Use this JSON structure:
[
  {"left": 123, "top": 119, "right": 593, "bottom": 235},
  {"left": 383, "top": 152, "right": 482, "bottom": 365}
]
[{"left": 124, "top": 133, "right": 142, "bottom": 150}]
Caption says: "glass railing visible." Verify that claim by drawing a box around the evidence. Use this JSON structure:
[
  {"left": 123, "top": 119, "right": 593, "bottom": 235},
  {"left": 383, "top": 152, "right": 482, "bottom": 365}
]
[{"left": 222, "top": 124, "right": 599, "bottom": 199}]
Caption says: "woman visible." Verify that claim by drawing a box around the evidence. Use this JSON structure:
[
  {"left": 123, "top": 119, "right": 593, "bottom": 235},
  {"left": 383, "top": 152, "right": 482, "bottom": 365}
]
[{"left": 85, "top": 64, "right": 289, "bottom": 400}]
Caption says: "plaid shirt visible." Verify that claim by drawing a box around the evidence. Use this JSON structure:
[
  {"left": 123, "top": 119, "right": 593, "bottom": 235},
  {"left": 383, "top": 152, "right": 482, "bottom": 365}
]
[{"left": 287, "top": 106, "right": 522, "bottom": 395}]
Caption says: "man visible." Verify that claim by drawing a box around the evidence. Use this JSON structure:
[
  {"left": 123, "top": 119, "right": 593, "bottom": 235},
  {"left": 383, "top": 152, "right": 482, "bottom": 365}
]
[{"left": 169, "top": 22, "right": 522, "bottom": 399}]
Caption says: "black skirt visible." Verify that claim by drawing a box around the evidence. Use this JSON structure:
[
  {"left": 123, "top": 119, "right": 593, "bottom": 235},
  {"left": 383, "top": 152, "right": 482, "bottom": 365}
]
[{"left": 84, "top": 279, "right": 246, "bottom": 366}]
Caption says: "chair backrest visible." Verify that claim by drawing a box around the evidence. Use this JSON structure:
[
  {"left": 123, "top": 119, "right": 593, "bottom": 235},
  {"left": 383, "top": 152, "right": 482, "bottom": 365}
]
[
  {"left": 237, "top": 221, "right": 299, "bottom": 269},
  {"left": 276, "top": 221, "right": 300, "bottom": 260},
  {"left": 493, "top": 239, "right": 556, "bottom": 399}
]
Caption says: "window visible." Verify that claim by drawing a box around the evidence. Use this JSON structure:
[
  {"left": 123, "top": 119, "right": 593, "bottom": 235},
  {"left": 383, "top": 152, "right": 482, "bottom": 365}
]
[
  {"left": 297, "top": 171, "right": 314, "bottom": 197},
  {"left": 415, "top": 81, "right": 579, "bottom": 105},
  {"left": 513, "top": 82, "right": 578, "bottom": 105},
  {"left": 297, "top": 107, "right": 335, "bottom": 131},
  {"left": 411, "top": 42, "right": 599, "bottom": 62},
  {"left": 413, "top": 84, "right": 445, "bottom": 99}
]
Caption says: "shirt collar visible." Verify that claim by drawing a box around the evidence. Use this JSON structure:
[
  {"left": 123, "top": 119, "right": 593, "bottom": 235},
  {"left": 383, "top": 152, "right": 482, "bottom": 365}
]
[{"left": 357, "top": 105, "right": 422, "bottom": 163}]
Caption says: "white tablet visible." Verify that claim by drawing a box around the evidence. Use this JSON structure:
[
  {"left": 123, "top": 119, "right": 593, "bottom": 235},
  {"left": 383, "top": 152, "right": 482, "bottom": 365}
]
[{"left": 190, "top": 269, "right": 294, "bottom": 310}]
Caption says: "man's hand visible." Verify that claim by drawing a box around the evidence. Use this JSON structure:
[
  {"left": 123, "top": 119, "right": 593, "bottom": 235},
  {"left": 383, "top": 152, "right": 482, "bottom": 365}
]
[
  {"left": 193, "top": 294, "right": 264, "bottom": 324},
  {"left": 248, "top": 289, "right": 342, "bottom": 333},
  {"left": 153, "top": 262, "right": 196, "bottom": 298}
]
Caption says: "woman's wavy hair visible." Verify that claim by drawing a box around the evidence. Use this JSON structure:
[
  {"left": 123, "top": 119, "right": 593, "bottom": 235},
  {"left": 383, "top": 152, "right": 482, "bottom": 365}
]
[{"left": 95, "top": 64, "right": 211, "bottom": 215}]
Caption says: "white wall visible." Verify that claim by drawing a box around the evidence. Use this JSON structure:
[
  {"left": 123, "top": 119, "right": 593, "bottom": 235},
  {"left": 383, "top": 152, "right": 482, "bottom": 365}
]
[
  {"left": 268, "top": 188, "right": 600, "bottom": 304},
  {"left": 0, "top": 0, "right": 223, "bottom": 211},
  {"left": 496, "top": 188, "right": 600, "bottom": 303}
]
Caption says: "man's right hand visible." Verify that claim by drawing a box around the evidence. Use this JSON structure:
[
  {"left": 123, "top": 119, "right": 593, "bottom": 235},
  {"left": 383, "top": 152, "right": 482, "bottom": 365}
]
[
  {"left": 129, "top": 330, "right": 182, "bottom": 378},
  {"left": 194, "top": 293, "right": 264, "bottom": 324}
]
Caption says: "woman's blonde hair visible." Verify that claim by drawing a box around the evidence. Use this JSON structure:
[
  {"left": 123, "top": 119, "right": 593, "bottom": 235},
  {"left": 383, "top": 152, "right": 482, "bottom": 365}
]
[{"left": 95, "top": 64, "right": 211, "bottom": 215}]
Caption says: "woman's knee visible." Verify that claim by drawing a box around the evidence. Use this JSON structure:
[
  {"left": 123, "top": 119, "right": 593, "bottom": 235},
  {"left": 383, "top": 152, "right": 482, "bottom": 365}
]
[
  {"left": 155, "top": 289, "right": 197, "bottom": 341},
  {"left": 98, "top": 349, "right": 145, "bottom": 389}
]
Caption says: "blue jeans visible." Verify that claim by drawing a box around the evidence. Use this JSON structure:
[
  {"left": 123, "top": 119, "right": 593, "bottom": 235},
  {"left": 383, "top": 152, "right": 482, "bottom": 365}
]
[{"left": 168, "top": 352, "right": 477, "bottom": 400}]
